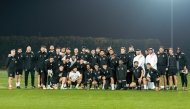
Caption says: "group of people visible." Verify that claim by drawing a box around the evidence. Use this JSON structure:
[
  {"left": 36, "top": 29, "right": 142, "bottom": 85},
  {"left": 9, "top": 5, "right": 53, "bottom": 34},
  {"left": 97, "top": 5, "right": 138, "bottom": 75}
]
[{"left": 5, "top": 45, "right": 188, "bottom": 91}]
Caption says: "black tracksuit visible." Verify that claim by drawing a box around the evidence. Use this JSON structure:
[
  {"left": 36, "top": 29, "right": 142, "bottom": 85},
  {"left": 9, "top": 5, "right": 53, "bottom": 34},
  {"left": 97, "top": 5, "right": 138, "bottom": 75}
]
[
  {"left": 5, "top": 56, "right": 17, "bottom": 78},
  {"left": 36, "top": 51, "right": 48, "bottom": 86},
  {"left": 167, "top": 54, "right": 177, "bottom": 76},
  {"left": 76, "top": 62, "right": 86, "bottom": 83},
  {"left": 89, "top": 55, "right": 99, "bottom": 67},
  {"left": 23, "top": 52, "right": 36, "bottom": 86},
  {"left": 176, "top": 52, "right": 188, "bottom": 87},
  {"left": 85, "top": 69, "right": 93, "bottom": 83},
  {"left": 53, "top": 53, "right": 62, "bottom": 69},
  {"left": 15, "top": 53, "right": 24, "bottom": 75},
  {"left": 130, "top": 66, "right": 143, "bottom": 86},
  {"left": 145, "top": 68, "right": 160, "bottom": 87},
  {"left": 110, "top": 57, "right": 119, "bottom": 83},
  {"left": 80, "top": 52, "right": 90, "bottom": 62},
  {"left": 48, "top": 51, "right": 55, "bottom": 58},
  {"left": 100, "top": 67, "right": 113, "bottom": 89},
  {"left": 116, "top": 65, "right": 127, "bottom": 90},
  {"left": 157, "top": 53, "right": 168, "bottom": 75},
  {"left": 127, "top": 51, "right": 136, "bottom": 84},
  {"left": 98, "top": 55, "right": 109, "bottom": 68},
  {"left": 45, "top": 60, "right": 57, "bottom": 86},
  {"left": 51, "top": 69, "right": 66, "bottom": 84},
  {"left": 118, "top": 53, "right": 128, "bottom": 66},
  {"left": 93, "top": 69, "right": 101, "bottom": 84}
]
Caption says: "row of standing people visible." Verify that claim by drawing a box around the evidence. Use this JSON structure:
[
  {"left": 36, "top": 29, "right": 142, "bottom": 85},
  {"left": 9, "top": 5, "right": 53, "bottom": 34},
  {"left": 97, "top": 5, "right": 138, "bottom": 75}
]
[{"left": 5, "top": 45, "right": 188, "bottom": 91}]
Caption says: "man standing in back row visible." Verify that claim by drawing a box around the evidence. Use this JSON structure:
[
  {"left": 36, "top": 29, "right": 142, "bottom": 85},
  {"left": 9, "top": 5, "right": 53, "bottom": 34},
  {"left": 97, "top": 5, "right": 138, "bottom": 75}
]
[
  {"left": 176, "top": 47, "right": 188, "bottom": 91},
  {"left": 36, "top": 45, "right": 48, "bottom": 89},
  {"left": 23, "top": 46, "right": 36, "bottom": 89},
  {"left": 127, "top": 45, "right": 136, "bottom": 88}
]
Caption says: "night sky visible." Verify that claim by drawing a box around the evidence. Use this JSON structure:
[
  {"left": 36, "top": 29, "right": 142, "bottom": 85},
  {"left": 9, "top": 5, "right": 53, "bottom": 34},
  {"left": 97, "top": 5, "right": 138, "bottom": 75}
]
[{"left": 1, "top": 0, "right": 190, "bottom": 52}]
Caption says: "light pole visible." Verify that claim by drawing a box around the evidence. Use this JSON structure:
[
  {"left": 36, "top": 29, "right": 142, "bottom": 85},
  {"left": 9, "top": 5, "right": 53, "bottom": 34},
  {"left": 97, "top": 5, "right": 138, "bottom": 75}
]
[{"left": 171, "top": 0, "right": 173, "bottom": 48}]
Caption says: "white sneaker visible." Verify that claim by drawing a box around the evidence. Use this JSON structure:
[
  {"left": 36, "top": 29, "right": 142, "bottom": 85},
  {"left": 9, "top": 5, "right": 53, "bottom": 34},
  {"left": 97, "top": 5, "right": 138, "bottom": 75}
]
[
  {"left": 47, "top": 86, "right": 53, "bottom": 89},
  {"left": 43, "top": 86, "right": 46, "bottom": 90}
]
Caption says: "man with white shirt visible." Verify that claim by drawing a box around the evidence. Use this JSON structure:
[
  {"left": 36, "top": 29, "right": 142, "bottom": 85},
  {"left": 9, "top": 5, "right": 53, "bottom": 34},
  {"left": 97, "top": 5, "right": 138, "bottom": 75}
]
[
  {"left": 145, "top": 48, "right": 158, "bottom": 89},
  {"left": 133, "top": 49, "right": 145, "bottom": 71},
  {"left": 67, "top": 67, "right": 82, "bottom": 89}
]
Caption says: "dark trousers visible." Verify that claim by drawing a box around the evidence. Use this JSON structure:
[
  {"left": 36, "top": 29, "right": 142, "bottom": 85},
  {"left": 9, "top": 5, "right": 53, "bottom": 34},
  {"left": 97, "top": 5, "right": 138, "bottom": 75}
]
[
  {"left": 48, "top": 76, "right": 51, "bottom": 85},
  {"left": 126, "top": 71, "right": 133, "bottom": 84},
  {"left": 117, "top": 80, "right": 127, "bottom": 90},
  {"left": 41, "top": 70, "right": 47, "bottom": 86},
  {"left": 25, "top": 69, "right": 35, "bottom": 86},
  {"left": 180, "top": 73, "right": 188, "bottom": 87},
  {"left": 104, "top": 80, "right": 110, "bottom": 89}
]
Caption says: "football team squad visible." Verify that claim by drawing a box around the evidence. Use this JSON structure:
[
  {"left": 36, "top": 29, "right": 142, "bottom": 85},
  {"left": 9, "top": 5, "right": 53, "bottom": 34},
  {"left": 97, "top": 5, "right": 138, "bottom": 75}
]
[{"left": 5, "top": 45, "right": 188, "bottom": 91}]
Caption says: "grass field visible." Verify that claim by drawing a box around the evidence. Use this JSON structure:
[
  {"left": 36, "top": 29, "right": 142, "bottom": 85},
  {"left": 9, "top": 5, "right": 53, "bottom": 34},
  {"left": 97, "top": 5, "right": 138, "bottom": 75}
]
[{"left": 0, "top": 70, "right": 189, "bottom": 109}]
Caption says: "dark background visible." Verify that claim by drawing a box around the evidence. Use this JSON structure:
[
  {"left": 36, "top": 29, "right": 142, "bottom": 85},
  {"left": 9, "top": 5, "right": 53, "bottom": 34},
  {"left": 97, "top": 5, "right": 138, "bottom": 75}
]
[{"left": 0, "top": 0, "right": 190, "bottom": 63}]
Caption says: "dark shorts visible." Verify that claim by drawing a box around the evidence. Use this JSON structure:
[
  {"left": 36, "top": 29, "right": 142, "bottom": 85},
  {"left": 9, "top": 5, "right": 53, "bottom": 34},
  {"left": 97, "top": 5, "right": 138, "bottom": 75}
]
[
  {"left": 134, "top": 79, "right": 139, "bottom": 85},
  {"left": 62, "top": 73, "right": 67, "bottom": 77},
  {"left": 37, "top": 68, "right": 45, "bottom": 75},
  {"left": 71, "top": 81, "right": 77, "bottom": 85},
  {"left": 157, "top": 66, "right": 166, "bottom": 75},
  {"left": 153, "top": 80, "right": 159, "bottom": 87},
  {"left": 52, "top": 77, "right": 60, "bottom": 84},
  {"left": 8, "top": 72, "right": 15, "bottom": 78},
  {"left": 16, "top": 69, "right": 23, "bottom": 75},
  {"left": 168, "top": 67, "right": 177, "bottom": 76}
]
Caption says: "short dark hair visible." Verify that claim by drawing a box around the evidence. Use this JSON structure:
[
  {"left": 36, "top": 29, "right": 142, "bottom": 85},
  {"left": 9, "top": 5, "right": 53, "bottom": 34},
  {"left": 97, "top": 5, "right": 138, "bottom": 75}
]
[
  {"left": 146, "top": 63, "right": 151, "bottom": 66},
  {"left": 41, "top": 45, "right": 46, "bottom": 48},
  {"left": 159, "top": 46, "right": 164, "bottom": 49},
  {"left": 121, "top": 47, "right": 126, "bottom": 50},
  {"left": 56, "top": 47, "right": 60, "bottom": 49},
  {"left": 102, "top": 63, "right": 107, "bottom": 65},
  {"left": 129, "top": 45, "right": 133, "bottom": 48},
  {"left": 18, "top": 48, "right": 22, "bottom": 50}
]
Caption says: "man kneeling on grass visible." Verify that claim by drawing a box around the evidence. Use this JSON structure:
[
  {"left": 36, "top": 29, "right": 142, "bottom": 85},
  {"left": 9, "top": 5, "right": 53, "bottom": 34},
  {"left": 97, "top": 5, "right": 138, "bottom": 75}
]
[
  {"left": 143, "top": 63, "right": 160, "bottom": 91},
  {"left": 100, "top": 63, "right": 114, "bottom": 90},
  {"left": 67, "top": 67, "right": 82, "bottom": 89},
  {"left": 51, "top": 64, "right": 67, "bottom": 90},
  {"left": 128, "top": 61, "right": 144, "bottom": 90}
]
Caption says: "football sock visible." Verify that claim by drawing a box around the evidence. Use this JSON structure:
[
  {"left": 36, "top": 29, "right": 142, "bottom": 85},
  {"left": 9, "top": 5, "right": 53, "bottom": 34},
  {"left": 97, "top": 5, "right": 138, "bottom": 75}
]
[
  {"left": 63, "top": 84, "right": 66, "bottom": 87},
  {"left": 144, "top": 85, "right": 147, "bottom": 89},
  {"left": 18, "top": 82, "right": 20, "bottom": 86},
  {"left": 111, "top": 84, "right": 114, "bottom": 90},
  {"left": 16, "top": 82, "right": 18, "bottom": 86},
  {"left": 76, "top": 84, "right": 79, "bottom": 87}
]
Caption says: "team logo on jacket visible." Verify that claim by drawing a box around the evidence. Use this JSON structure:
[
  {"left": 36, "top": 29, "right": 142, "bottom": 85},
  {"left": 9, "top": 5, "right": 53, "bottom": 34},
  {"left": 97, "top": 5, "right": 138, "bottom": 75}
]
[
  {"left": 44, "top": 55, "right": 46, "bottom": 57},
  {"left": 163, "top": 55, "right": 164, "bottom": 57},
  {"left": 26, "top": 55, "right": 28, "bottom": 57},
  {"left": 121, "top": 67, "right": 123, "bottom": 70},
  {"left": 40, "top": 55, "right": 41, "bottom": 57},
  {"left": 151, "top": 71, "right": 153, "bottom": 74},
  {"left": 107, "top": 71, "right": 108, "bottom": 73},
  {"left": 103, "top": 58, "right": 105, "bottom": 60},
  {"left": 85, "top": 55, "right": 87, "bottom": 57},
  {"left": 31, "top": 55, "right": 33, "bottom": 57},
  {"left": 179, "top": 56, "right": 181, "bottom": 58}
]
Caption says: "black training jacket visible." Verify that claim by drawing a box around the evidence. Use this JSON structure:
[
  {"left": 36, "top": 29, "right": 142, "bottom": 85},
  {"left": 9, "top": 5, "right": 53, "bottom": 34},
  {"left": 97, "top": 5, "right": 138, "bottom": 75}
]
[
  {"left": 5, "top": 56, "right": 17, "bottom": 73},
  {"left": 116, "top": 65, "right": 127, "bottom": 80}
]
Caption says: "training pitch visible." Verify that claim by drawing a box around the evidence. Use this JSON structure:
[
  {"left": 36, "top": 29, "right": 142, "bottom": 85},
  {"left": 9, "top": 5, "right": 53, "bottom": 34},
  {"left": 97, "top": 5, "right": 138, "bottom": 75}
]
[{"left": 0, "top": 70, "right": 189, "bottom": 109}]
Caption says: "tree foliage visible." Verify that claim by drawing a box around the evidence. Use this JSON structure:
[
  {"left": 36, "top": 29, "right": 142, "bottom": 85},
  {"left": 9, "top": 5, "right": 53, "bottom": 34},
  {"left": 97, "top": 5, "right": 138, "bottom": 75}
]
[{"left": 0, "top": 36, "right": 161, "bottom": 68}]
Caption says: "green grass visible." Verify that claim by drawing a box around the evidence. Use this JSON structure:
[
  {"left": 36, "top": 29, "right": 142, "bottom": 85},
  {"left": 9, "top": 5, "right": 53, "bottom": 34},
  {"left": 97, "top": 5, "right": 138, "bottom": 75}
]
[{"left": 0, "top": 70, "right": 189, "bottom": 109}]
